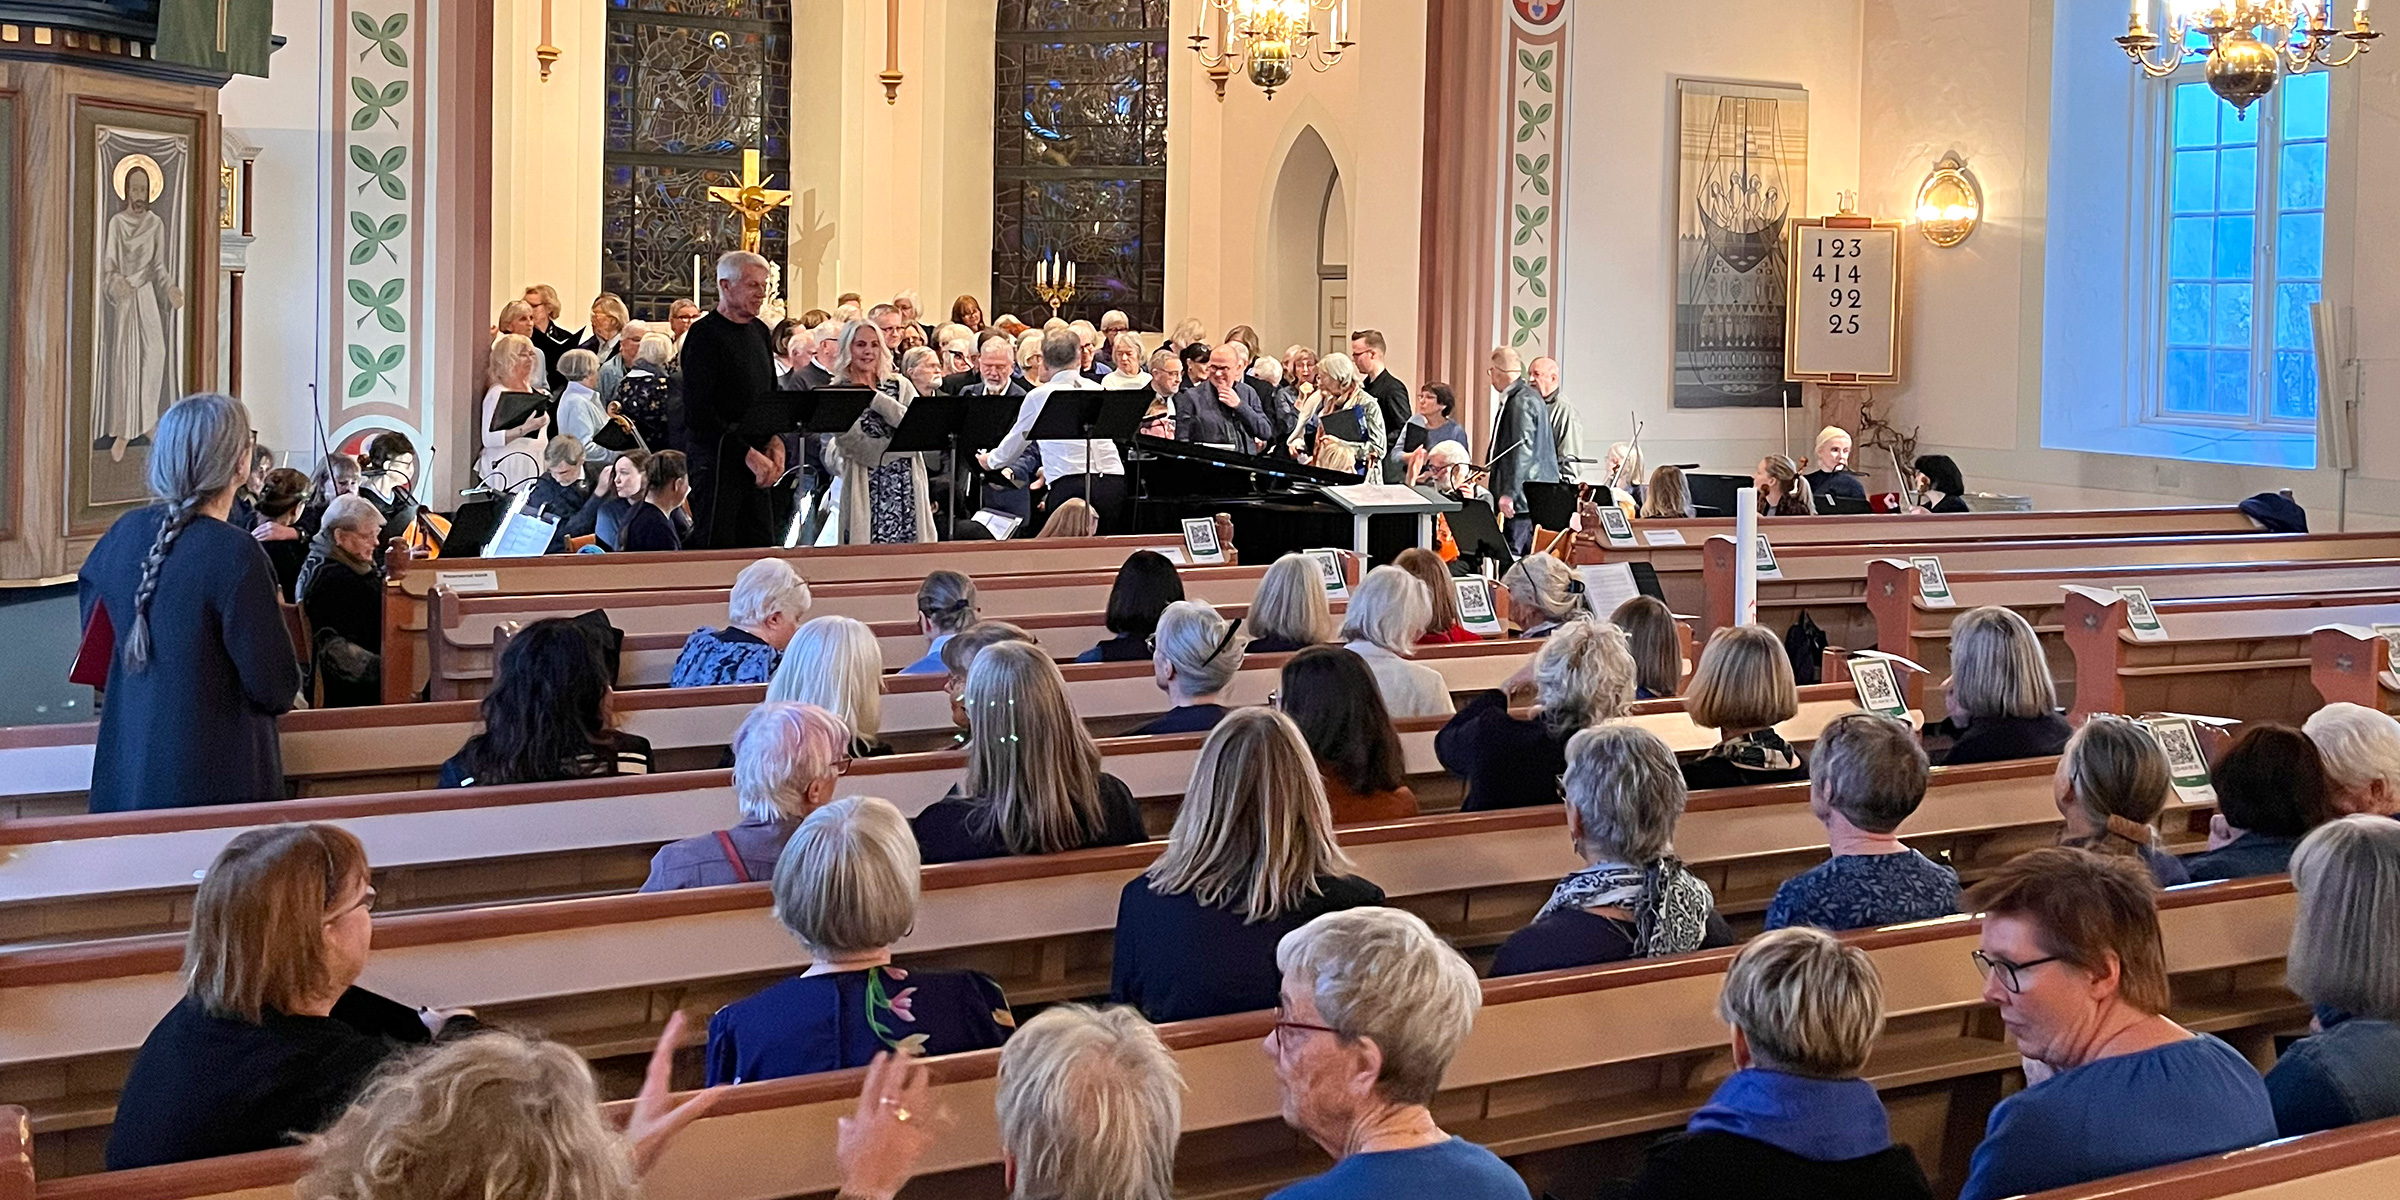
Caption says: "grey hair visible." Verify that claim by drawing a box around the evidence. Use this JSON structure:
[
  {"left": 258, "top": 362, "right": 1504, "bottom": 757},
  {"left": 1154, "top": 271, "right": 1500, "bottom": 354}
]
[
  {"left": 899, "top": 345, "right": 941, "bottom": 378},
  {"left": 1315, "top": 351, "right": 1361, "bottom": 393},
  {"left": 1154, "top": 599, "right": 1245, "bottom": 697},
  {"left": 557, "top": 347, "right": 601, "bottom": 383},
  {"left": 1947, "top": 606, "right": 2058, "bottom": 721},
  {"left": 769, "top": 796, "right": 919, "bottom": 955},
  {"left": 321, "top": 493, "right": 383, "bottom": 538},
  {"left": 1041, "top": 327, "right": 1081, "bottom": 371},
  {"left": 1248, "top": 553, "right": 1331, "bottom": 648},
  {"left": 997, "top": 1005, "right": 1183, "bottom": 1200},
  {"left": 1276, "top": 907, "right": 1481, "bottom": 1106},
  {"left": 715, "top": 250, "right": 769, "bottom": 282},
  {"left": 1489, "top": 345, "right": 1523, "bottom": 372},
  {"left": 2285, "top": 814, "right": 2400, "bottom": 1022},
  {"left": 127, "top": 394, "right": 253, "bottom": 671},
  {"left": 1339, "top": 566, "right": 1431, "bottom": 657},
  {"left": 1719, "top": 927, "right": 1885, "bottom": 1079},
  {"left": 2304, "top": 703, "right": 2400, "bottom": 812},
  {"left": 1563, "top": 724, "right": 1687, "bottom": 864},
  {"left": 1253, "top": 355, "right": 1283, "bottom": 386},
  {"left": 544, "top": 435, "right": 585, "bottom": 470},
  {"left": 728, "top": 558, "right": 813, "bottom": 630},
  {"left": 1810, "top": 712, "right": 1930, "bottom": 835},
  {"left": 765, "top": 615, "right": 883, "bottom": 740},
  {"left": 915, "top": 569, "right": 979, "bottom": 635},
  {"left": 636, "top": 333, "right": 673, "bottom": 367},
  {"left": 1534, "top": 620, "right": 1636, "bottom": 736},
  {"left": 730, "top": 701, "right": 850, "bottom": 824},
  {"left": 1502, "top": 553, "right": 1591, "bottom": 627}
]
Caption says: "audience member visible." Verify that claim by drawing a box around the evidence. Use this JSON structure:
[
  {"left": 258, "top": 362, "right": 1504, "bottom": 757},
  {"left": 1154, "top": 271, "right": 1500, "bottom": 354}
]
[
  {"left": 439, "top": 618, "right": 653, "bottom": 786},
  {"left": 1079, "top": 549, "right": 1184, "bottom": 662},
  {"left": 1610, "top": 594, "right": 1683, "bottom": 698},
  {"left": 707, "top": 797, "right": 1012, "bottom": 1083},
  {"left": 1492, "top": 725, "right": 1734, "bottom": 976},
  {"left": 299, "top": 493, "right": 388, "bottom": 708},
  {"left": 1279, "top": 645, "right": 1419, "bottom": 823},
  {"left": 1394, "top": 547, "right": 1474, "bottom": 644},
  {"left": 2265, "top": 815, "right": 2400, "bottom": 1136},
  {"left": 1265, "top": 908, "right": 1532, "bottom": 1200},
  {"left": 767, "top": 615, "right": 890, "bottom": 757},
  {"left": 2303, "top": 702, "right": 2400, "bottom": 815},
  {"left": 2054, "top": 714, "right": 2188, "bottom": 887},
  {"left": 79, "top": 393, "right": 299, "bottom": 813},
  {"left": 641, "top": 702, "right": 851, "bottom": 890},
  {"left": 1114, "top": 709, "right": 1385, "bottom": 1022},
  {"left": 250, "top": 466, "right": 312, "bottom": 599},
  {"left": 1437, "top": 621, "right": 1634, "bottom": 811},
  {"left": 1248, "top": 551, "right": 1333, "bottom": 653},
  {"left": 1499, "top": 552, "right": 1591, "bottom": 638},
  {"left": 1132, "top": 598, "right": 1246, "bottom": 735},
  {"left": 1681, "top": 625, "right": 1808, "bottom": 791},
  {"left": 938, "top": 620, "right": 1036, "bottom": 740},
  {"left": 2182, "top": 724, "right": 2332, "bottom": 880},
  {"left": 1803, "top": 426, "right": 1868, "bottom": 501},
  {"left": 1957, "top": 848, "right": 2275, "bottom": 1200},
  {"left": 1910, "top": 455, "right": 1971, "bottom": 513},
  {"left": 671, "top": 557, "right": 813, "bottom": 687},
  {"left": 620, "top": 449, "right": 689, "bottom": 552},
  {"left": 1765, "top": 713, "right": 1959, "bottom": 931},
  {"left": 108, "top": 825, "right": 466, "bottom": 1169},
  {"left": 1340, "top": 566, "right": 1454, "bottom": 719},
  {"left": 912, "top": 642, "right": 1146, "bottom": 863},
  {"left": 1931, "top": 607, "right": 2072, "bottom": 765},
  {"left": 1035, "top": 496, "right": 1100, "bottom": 539},
  {"left": 1641, "top": 464, "right": 1693, "bottom": 519},
  {"left": 901, "top": 570, "right": 978, "bottom": 675},
  {"left": 1753, "top": 454, "right": 1815, "bottom": 517},
  {"left": 1609, "top": 928, "right": 1933, "bottom": 1199}
]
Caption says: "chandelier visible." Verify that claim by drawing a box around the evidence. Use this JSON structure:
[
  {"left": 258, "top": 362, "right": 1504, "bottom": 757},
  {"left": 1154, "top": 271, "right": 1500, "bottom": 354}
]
[
  {"left": 2118, "top": 1, "right": 2378, "bottom": 117},
  {"left": 1188, "top": 0, "right": 1354, "bottom": 100}
]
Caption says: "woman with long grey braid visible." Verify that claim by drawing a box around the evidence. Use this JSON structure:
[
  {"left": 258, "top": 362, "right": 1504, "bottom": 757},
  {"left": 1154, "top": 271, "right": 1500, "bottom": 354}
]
[{"left": 77, "top": 393, "right": 301, "bottom": 812}]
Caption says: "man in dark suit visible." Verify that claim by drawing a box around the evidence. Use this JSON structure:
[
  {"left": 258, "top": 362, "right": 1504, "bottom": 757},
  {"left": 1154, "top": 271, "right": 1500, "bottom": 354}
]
[
  {"left": 1485, "top": 345, "right": 1561, "bottom": 555},
  {"left": 1350, "top": 328, "right": 1411, "bottom": 439},
  {"left": 1172, "top": 344, "right": 1275, "bottom": 451}
]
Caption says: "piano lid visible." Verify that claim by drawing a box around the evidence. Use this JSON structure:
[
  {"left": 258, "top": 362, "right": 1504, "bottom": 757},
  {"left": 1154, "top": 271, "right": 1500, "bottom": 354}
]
[{"left": 1130, "top": 434, "right": 1358, "bottom": 488}]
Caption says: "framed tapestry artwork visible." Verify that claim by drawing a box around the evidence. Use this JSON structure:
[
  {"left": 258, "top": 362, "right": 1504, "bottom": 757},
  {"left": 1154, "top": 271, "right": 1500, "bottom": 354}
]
[
  {"left": 70, "top": 103, "right": 205, "bottom": 533},
  {"left": 1672, "top": 79, "right": 1807, "bottom": 409}
]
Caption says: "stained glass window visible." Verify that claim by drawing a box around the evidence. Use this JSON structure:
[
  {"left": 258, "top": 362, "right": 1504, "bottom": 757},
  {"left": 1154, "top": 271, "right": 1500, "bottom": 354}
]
[
  {"left": 993, "top": 0, "right": 1170, "bottom": 330},
  {"left": 601, "top": 0, "right": 791, "bottom": 320},
  {"left": 2160, "top": 71, "right": 2328, "bottom": 425}
]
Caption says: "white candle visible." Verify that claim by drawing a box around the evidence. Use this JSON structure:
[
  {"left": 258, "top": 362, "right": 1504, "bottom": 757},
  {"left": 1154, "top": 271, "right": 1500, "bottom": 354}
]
[
  {"left": 692, "top": 255, "right": 701, "bottom": 303},
  {"left": 1066, "top": 261, "right": 1076, "bottom": 288}
]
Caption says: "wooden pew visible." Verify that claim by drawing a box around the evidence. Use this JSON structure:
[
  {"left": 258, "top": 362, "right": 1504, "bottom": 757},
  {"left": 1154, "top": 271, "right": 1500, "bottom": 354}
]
[
  {"left": 2308, "top": 624, "right": 2400, "bottom": 716},
  {"left": 1870, "top": 556, "right": 2400, "bottom": 706},
  {"left": 2022, "top": 1113, "right": 2400, "bottom": 1198},
  {"left": 379, "top": 531, "right": 1205, "bottom": 703},
  {"left": 1700, "top": 529, "right": 2400, "bottom": 650},
  {"left": 13, "top": 878, "right": 2301, "bottom": 1196},
  {"left": 1576, "top": 505, "right": 2259, "bottom": 616},
  {"left": 0, "top": 685, "right": 1893, "bottom": 944},
  {"left": 425, "top": 560, "right": 1311, "bottom": 702},
  {"left": 2064, "top": 590, "right": 2400, "bottom": 725}
]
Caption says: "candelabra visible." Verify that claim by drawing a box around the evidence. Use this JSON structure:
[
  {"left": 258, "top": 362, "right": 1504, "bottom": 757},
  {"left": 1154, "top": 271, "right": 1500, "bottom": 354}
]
[
  {"left": 1032, "top": 251, "right": 1077, "bottom": 318},
  {"left": 1188, "top": 0, "right": 1354, "bottom": 100},
  {"left": 2118, "top": 1, "right": 2378, "bottom": 116}
]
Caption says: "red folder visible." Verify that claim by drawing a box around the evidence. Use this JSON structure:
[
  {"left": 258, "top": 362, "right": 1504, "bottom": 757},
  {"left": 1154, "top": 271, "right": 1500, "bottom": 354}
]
[{"left": 69, "top": 602, "right": 114, "bottom": 687}]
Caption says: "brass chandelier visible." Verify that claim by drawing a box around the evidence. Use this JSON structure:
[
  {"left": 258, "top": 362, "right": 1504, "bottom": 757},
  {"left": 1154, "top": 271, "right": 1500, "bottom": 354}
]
[
  {"left": 2118, "top": 1, "right": 2379, "bottom": 117},
  {"left": 1188, "top": 0, "right": 1354, "bottom": 100}
]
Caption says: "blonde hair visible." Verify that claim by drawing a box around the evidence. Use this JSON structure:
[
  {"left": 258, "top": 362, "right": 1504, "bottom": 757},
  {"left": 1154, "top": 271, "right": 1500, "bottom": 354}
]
[
  {"left": 771, "top": 796, "right": 919, "bottom": 955},
  {"left": 1813, "top": 425, "right": 1853, "bottom": 456},
  {"left": 1641, "top": 465, "right": 1691, "bottom": 519},
  {"left": 1250, "top": 553, "right": 1332, "bottom": 648},
  {"left": 487, "top": 333, "right": 539, "bottom": 390},
  {"left": 1146, "top": 709, "right": 1354, "bottom": 922},
  {"left": 523, "top": 283, "right": 562, "bottom": 313},
  {"left": 187, "top": 824, "right": 369, "bottom": 1023},
  {"left": 1947, "top": 606, "right": 2057, "bottom": 721},
  {"left": 1610, "top": 595, "right": 1682, "bottom": 698},
  {"left": 1534, "top": 620, "right": 1637, "bottom": 736},
  {"left": 997, "top": 1005, "right": 1183, "bottom": 1200},
  {"left": 1719, "top": 927, "right": 1884, "bottom": 1078},
  {"left": 766, "top": 615, "right": 883, "bottom": 741},
  {"left": 964, "top": 642, "right": 1112, "bottom": 855},
  {"left": 493, "top": 299, "right": 533, "bottom": 332},
  {"left": 1501, "top": 552, "right": 1590, "bottom": 628},
  {"left": 1758, "top": 455, "right": 1815, "bottom": 516},
  {"left": 1685, "top": 625, "right": 1798, "bottom": 731},
  {"left": 2286, "top": 815, "right": 2400, "bottom": 1022},
  {"left": 1393, "top": 548, "right": 1460, "bottom": 637},
  {"left": 1339, "top": 566, "right": 1431, "bottom": 657},
  {"left": 1037, "top": 498, "right": 1099, "bottom": 539},
  {"left": 298, "top": 1034, "right": 635, "bottom": 1200},
  {"left": 2059, "top": 714, "right": 2173, "bottom": 861}
]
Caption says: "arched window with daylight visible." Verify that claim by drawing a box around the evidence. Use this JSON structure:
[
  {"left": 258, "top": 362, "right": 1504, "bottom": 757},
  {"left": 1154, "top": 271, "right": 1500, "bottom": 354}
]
[{"left": 990, "top": 0, "right": 1170, "bottom": 330}]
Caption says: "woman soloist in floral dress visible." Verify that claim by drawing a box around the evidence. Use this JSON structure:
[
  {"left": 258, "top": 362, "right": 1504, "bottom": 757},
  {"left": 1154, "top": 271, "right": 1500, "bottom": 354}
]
[{"left": 827, "top": 320, "right": 935, "bottom": 544}]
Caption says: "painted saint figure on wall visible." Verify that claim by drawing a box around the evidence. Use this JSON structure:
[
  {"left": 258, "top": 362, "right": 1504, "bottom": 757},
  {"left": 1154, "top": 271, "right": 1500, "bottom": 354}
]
[{"left": 97, "top": 159, "right": 182, "bottom": 461}]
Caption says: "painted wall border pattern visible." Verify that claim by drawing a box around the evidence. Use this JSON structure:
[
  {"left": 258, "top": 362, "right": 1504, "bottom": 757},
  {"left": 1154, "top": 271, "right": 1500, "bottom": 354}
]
[
  {"left": 328, "top": 0, "right": 426, "bottom": 449},
  {"left": 1500, "top": 0, "right": 1568, "bottom": 359}
]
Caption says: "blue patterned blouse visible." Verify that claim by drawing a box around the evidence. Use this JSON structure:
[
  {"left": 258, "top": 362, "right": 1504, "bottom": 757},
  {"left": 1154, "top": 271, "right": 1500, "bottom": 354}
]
[{"left": 670, "top": 626, "right": 779, "bottom": 688}]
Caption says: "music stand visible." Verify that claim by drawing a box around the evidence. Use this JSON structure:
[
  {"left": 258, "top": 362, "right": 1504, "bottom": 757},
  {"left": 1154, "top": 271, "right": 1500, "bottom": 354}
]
[
  {"left": 442, "top": 494, "right": 504, "bottom": 558},
  {"left": 1522, "top": 481, "right": 1579, "bottom": 534},
  {"left": 1027, "top": 388, "right": 1149, "bottom": 498},
  {"left": 1446, "top": 496, "right": 1513, "bottom": 575},
  {"left": 887, "top": 394, "right": 1025, "bottom": 538}
]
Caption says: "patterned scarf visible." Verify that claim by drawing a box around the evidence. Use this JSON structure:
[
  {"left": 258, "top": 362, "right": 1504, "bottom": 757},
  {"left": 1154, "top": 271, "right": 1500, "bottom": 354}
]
[{"left": 1534, "top": 856, "right": 1715, "bottom": 957}]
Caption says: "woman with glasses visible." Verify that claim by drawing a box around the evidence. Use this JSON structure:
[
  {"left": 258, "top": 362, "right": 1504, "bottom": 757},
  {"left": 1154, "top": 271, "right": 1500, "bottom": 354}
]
[
  {"left": 1131, "top": 599, "right": 1247, "bottom": 735},
  {"left": 641, "top": 703, "right": 853, "bottom": 891},
  {"left": 1264, "top": 907, "right": 1531, "bottom": 1199},
  {"left": 706, "top": 797, "right": 1013, "bottom": 1084},
  {"left": 1957, "top": 848, "right": 2274, "bottom": 1200},
  {"left": 107, "top": 825, "right": 474, "bottom": 1169},
  {"left": 1113, "top": 709, "right": 1385, "bottom": 1022}
]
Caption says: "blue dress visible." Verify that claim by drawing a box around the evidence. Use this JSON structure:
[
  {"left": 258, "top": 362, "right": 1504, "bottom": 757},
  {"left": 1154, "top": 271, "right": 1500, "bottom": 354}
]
[
  {"left": 1959, "top": 1034, "right": 2275, "bottom": 1200},
  {"left": 705, "top": 965, "right": 1014, "bottom": 1085}
]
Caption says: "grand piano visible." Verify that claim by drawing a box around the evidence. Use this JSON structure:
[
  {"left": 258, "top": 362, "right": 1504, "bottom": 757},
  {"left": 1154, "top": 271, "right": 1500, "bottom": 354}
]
[{"left": 1126, "top": 435, "right": 1471, "bottom": 566}]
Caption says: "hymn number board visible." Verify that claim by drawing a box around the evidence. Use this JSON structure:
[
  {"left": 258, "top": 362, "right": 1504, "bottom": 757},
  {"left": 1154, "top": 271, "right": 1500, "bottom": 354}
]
[{"left": 1785, "top": 217, "right": 1903, "bottom": 384}]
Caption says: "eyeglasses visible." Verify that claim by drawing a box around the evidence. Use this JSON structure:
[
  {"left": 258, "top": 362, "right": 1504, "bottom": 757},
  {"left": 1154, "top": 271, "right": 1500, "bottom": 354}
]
[
  {"left": 1971, "top": 950, "right": 2060, "bottom": 994},
  {"left": 832, "top": 754, "right": 855, "bottom": 777},
  {"left": 1269, "top": 1010, "right": 1343, "bottom": 1051},
  {"left": 327, "top": 886, "right": 378, "bottom": 923}
]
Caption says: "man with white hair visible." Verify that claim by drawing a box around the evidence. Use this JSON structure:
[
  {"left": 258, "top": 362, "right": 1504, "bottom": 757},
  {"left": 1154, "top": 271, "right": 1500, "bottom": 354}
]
[
  {"left": 679, "top": 250, "right": 780, "bottom": 547},
  {"left": 984, "top": 327, "right": 1129, "bottom": 532},
  {"left": 2304, "top": 702, "right": 2400, "bottom": 815}
]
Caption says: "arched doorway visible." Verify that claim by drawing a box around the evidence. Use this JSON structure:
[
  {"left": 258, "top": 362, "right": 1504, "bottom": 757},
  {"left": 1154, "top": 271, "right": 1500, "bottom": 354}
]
[{"left": 1264, "top": 126, "right": 1347, "bottom": 358}]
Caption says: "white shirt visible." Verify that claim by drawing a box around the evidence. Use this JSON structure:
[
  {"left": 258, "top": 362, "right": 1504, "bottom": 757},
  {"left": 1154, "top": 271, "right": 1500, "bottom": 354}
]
[{"left": 990, "top": 371, "right": 1125, "bottom": 480}]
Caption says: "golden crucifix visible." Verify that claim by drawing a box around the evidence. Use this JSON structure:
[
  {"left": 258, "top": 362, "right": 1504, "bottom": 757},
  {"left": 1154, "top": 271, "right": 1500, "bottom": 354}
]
[{"left": 706, "top": 149, "right": 792, "bottom": 255}]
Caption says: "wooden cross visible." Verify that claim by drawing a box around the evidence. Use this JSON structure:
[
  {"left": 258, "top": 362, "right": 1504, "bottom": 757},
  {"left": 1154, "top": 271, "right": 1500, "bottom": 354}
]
[{"left": 706, "top": 149, "right": 792, "bottom": 256}]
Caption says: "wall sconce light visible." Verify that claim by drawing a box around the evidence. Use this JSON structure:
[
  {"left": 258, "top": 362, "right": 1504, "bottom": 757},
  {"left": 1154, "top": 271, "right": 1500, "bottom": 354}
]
[{"left": 1914, "top": 153, "right": 1982, "bottom": 248}]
